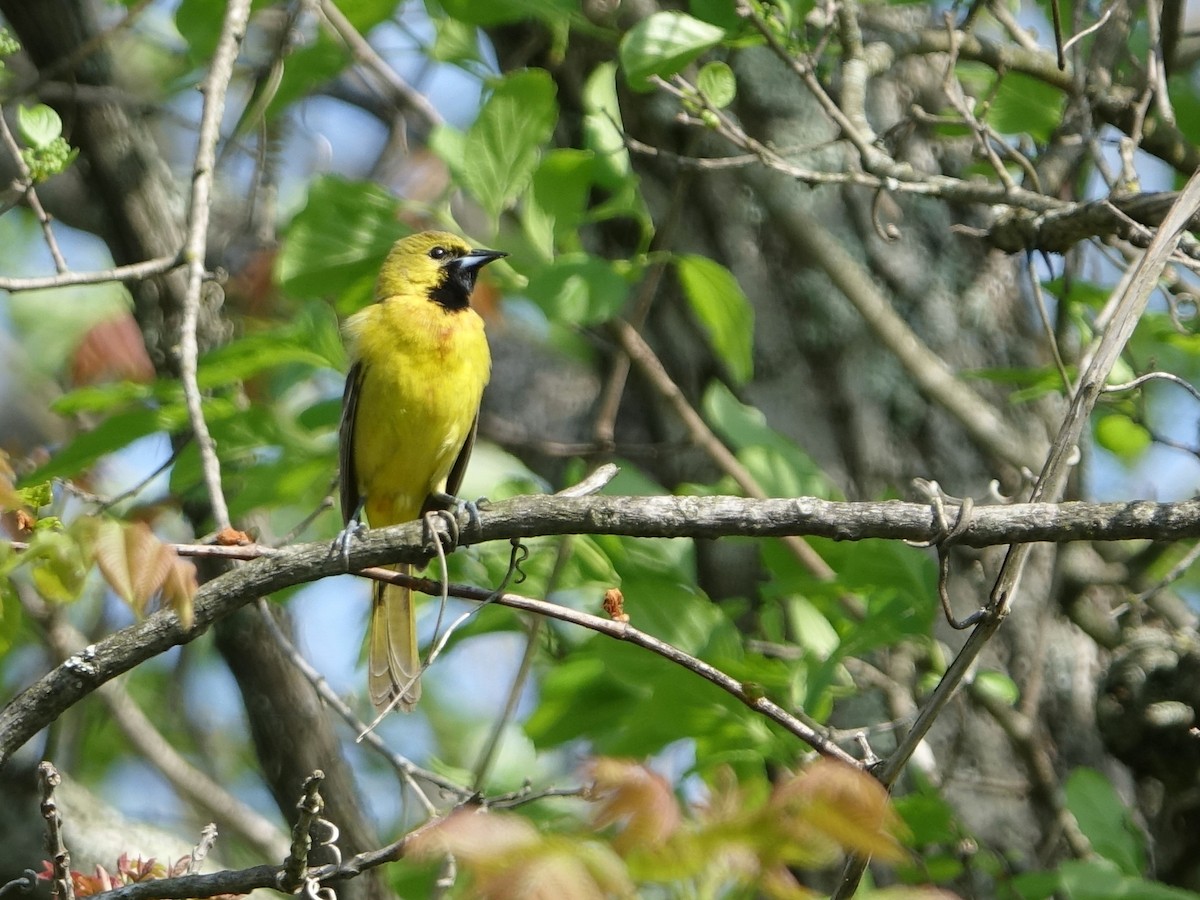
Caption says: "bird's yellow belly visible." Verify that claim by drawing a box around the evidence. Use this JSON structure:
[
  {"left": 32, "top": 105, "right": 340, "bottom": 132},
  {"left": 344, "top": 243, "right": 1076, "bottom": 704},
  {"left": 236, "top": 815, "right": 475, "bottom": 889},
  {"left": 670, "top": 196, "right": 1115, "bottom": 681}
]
[{"left": 348, "top": 299, "right": 490, "bottom": 527}]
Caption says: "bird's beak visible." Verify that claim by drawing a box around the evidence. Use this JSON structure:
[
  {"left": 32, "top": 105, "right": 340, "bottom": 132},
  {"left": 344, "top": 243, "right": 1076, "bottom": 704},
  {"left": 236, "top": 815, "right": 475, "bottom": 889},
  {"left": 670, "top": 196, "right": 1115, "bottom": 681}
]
[
  {"left": 457, "top": 248, "right": 508, "bottom": 271},
  {"left": 444, "top": 248, "right": 507, "bottom": 295}
]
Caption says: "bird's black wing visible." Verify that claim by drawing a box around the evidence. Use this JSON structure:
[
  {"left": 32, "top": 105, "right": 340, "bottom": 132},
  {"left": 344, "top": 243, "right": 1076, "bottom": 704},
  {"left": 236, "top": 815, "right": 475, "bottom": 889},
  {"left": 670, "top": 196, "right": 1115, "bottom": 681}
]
[
  {"left": 338, "top": 361, "right": 365, "bottom": 524},
  {"left": 442, "top": 411, "right": 479, "bottom": 501}
]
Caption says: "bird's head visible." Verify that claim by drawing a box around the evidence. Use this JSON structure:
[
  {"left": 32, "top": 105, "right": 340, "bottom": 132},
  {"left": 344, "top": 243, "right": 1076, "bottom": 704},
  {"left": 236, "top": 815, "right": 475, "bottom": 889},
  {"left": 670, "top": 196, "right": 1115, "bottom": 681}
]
[{"left": 377, "top": 230, "right": 507, "bottom": 310}]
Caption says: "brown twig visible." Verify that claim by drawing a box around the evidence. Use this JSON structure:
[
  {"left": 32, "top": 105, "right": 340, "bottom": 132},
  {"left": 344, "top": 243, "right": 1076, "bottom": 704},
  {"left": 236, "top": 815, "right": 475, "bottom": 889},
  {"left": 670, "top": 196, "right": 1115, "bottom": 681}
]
[
  {"left": 0, "top": 99, "right": 67, "bottom": 271},
  {"left": 38, "top": 761, "right": 74, "bottom": 900},
  {"left": 177, "top": 0, "right": 252, "bottom": 533},
  {"left": 0, "top": 253, "right": 182, "bottom": 291},
  {"left": 610, "top": 318, "right": 838, "bottom": 582},
  {"left": 364, "top": 565, "right": 859, "bottom": 765}
]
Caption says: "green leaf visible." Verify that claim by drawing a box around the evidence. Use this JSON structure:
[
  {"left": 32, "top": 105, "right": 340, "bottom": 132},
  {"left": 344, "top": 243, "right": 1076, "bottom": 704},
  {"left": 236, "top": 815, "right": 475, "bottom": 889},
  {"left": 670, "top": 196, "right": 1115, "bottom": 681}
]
[
  {"left": 17, "top": 104, "right": 62, "bottom": 149},
  {"left": 893, "top": 790, "right": 960, "bottom": 846},
  {"left": 522, "top": 149, "right": 597, "bottom": 257},
  {"left": 676, "top": 254, "right": 754, "bottom": 383},
  {"left": 337, "top": 0, "right": 399, "bottom": 29},
  {"left": 1056, "top": 859, "right": 1196, "bottom": 898},
  {"left": 261, "top": 36, "right": 350, "bottom": 122},
  {"left": 987, "top": 72, "right": 1065, "bottom": 143},
  {"left": 433, "top": 0, "right": 577, "bottom": 26},
  {"left": 696, "top": 60, "right": 736, "bottom": 108},
  {"left": 786, "top": 596, "right": 838, "bottom": 656},
  {"left": 428, "top": 122, "right": 467, "bottom": 173},
  {"left": 1008, "top": 868, "right": 1062, "bottom": 900},
  {"left": 459, "top": 70, "right": 558, "bottom": 221},
  {"left": 52, "top": 381, "right": 159, "bottom": 416},
  {"left": 277, "top": 175, "right": 400, "bottom": 306},
  {"left": 198, "top": 307, "right": 344, "bottom": 388},
  {"left": 974, "top": 669, "right": 1020, "bottom": 706},
  {"left": 1065, "top": 769, "right": 1146, "bottom": 877},
  {"left": 1095, "top": 414, "right": 1150, "bottom": 462},
  {"left": 700, "top": 381, "right": 831, "bottom": 498},
  {"left": 619, "top": 11, "right": 726, "bottom": 91},
  {"left": 525, "top": 253, "right": 630, "bottom": 325},
  {"left": 175, "top": 0, "right": 226, "bottom": 64},
  {"left": 689, "top": 0, "right": 745, "bottom": 29},
  {"left": 23, "top": 407, "right": 184, "bottom": 485},
  {"left": 430, "top": 16, "right": 482, "bottom": 64},
  {"left": 582, "top": 62, "right": 632, "bottom": 186},
  {"left": 580, "top": 63, "right": 652, "bottom": 234}
]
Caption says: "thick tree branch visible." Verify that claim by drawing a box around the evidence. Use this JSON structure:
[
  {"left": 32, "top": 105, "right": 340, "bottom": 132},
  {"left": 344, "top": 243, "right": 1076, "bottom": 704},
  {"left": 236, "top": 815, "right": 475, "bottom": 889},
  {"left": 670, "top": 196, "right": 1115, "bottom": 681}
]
[{"left": 4, "top": 491, "right": 1200, "bottom": 766}]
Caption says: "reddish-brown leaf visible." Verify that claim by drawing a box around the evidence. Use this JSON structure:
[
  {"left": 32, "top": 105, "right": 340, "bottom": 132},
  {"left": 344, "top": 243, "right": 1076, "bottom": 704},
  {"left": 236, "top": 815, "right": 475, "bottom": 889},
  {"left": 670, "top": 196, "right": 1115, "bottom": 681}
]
[{"left": 587, "top": 757, "right": 681, "bottom": 853}]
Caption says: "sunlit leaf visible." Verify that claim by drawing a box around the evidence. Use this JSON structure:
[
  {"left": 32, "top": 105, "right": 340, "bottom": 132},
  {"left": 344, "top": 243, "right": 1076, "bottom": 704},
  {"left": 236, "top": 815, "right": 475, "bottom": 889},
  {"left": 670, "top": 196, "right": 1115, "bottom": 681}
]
[
  {"left": 24, "top": 406, "right": 185, "bottom": 485},
  {"left": 986, "top": 72, "right": 1064, "bottom": 142},
  {"left": 459, "top": 69, "right": 559, "bottom": 221},
  {"left": 773, "top": 759, "right": 906, "bottom": 862},
  {"left": 973, "top": 669, "right": 1020, "bottom": 706},
  {"left": 523, "top": 149, "right": 597, "bottom": 258},
  {"left": 525, "top": 253, "right": 630, "bottom": 324},
  {"left": 17, "top": 104, "right": 62, "bottom": 148},
  {"left": 94, "top": 520, "right": 176, "bottom": 615},
  {"left": 1095, "top": 413, "right": 1151, "bottom": 462},
  {"left": 676, "top": 255, "right": 754, "bottom": 384},
  {"left": 434, "top": 0, "right": 577, "bottom": 27},
  {"left": 696, "top": 60, "right": 736, "bottom": 108},
  {"left": 161, "top": 557, "right": 198, "bottom": 629},
  {"left": 277, "top": 175, "right": 400, "bottom": 305},
  {"left": 619, "top": 11, "right": 726, "bottom": 91},
  {"left": 1065, "top": 768, "right": 1145, "bottom": 877},
  {"left": 410, "top": 808, "right": 633, "bottom": 899}
]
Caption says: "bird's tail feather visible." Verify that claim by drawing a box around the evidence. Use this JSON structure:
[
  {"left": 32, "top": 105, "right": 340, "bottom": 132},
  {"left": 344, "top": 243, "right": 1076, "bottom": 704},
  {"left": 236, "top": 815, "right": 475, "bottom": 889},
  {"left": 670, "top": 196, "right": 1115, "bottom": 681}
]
[{"left": 368, "top": 564, "right": 421, "bottom": 711}]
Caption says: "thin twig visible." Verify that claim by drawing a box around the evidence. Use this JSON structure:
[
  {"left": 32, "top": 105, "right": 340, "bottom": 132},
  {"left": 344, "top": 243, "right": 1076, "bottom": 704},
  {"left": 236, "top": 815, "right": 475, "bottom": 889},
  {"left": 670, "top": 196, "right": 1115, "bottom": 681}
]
[
  {"left": 38, "top": 762, "right": 74, "bottom": 900},
  {"left": 0, "top": 101, "right": 67, "bottom": 271},
  {"left": 0, "top": 253, "right": 181, "bottom": 291},
  {"left": 1062, "top": 2, "right": 1118, "bottom": 56},
  {"left": 610, "top": 318, "right": 838, "bottom": 582},
  {"left": 1026, "top": 253, "right": 1071, "bottom": 389},
  {"left": 1104, "top": 370, "right": 1200, "bottom": 405},
  {"left": 253, "top": 599, "right": 473, "bottom": 799},
  {"left": 177, "top": 0, "right": 252, "bottom": 532},
  {"left": 471, "top": 535, "right": 577, "bottom": 792},
  {"left": 365, "top": 565, "right": 859, "bottom": 766},
  {"left": 317, "top": 0, "right": 441, "bottom": 131},
  {"left": 17, "top": 588, "right": 290, "bottom": 861}
]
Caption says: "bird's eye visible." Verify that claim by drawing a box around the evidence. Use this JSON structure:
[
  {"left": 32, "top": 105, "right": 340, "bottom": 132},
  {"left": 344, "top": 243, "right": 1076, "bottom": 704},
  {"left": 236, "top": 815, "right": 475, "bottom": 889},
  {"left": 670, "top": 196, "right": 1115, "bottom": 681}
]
[{"left": 429, "top": 246, "right": 448, "bottom": 260}]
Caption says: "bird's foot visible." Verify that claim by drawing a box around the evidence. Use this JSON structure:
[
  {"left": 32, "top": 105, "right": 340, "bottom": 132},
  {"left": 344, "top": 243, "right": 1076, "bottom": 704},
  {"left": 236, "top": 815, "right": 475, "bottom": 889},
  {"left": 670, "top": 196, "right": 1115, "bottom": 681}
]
[
  {"left": 332, "top": 516, "right": 368, "bottom": 569},
  {"left": 424, "top": 492, "right": 488, "bottom": 550}
]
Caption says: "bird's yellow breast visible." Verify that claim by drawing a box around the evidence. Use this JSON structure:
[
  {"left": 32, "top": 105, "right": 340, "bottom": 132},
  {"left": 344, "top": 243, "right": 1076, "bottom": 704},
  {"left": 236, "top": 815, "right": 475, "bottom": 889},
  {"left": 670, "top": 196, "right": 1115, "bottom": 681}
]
[{"left": 344, "top": 293, "right": 490, "bottom": 527}]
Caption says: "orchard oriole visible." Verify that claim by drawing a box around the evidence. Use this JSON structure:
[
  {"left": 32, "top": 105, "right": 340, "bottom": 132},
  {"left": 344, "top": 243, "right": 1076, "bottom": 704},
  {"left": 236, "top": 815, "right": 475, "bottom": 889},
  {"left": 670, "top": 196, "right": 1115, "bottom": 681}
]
[{"left": 339, "top": 230, "right": 504, "bottom": 711}]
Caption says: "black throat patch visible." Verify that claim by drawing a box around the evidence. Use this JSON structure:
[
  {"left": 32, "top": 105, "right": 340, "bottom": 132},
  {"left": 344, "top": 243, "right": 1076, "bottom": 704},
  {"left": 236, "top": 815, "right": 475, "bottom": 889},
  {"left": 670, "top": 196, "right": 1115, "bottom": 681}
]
[{"left": 430, "top": 261, "right": 478, "bottom": 310}]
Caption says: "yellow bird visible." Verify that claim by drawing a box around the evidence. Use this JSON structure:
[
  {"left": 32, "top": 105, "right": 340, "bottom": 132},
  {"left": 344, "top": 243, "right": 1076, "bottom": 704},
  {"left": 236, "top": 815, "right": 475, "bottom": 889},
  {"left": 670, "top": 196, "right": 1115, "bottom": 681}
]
[{"left": 338, "top": 230, "right": 505, "bottom": 712}]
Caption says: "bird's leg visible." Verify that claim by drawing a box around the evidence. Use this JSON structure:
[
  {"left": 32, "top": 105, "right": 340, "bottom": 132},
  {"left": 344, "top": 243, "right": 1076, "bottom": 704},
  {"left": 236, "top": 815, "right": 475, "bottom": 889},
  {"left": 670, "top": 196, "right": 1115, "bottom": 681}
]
[
  {"left": 422, "top": 508, "right": 458, "bottom": 556},
  {"left": 332, "top": 496, "right": 368, "bottom": 568}
]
